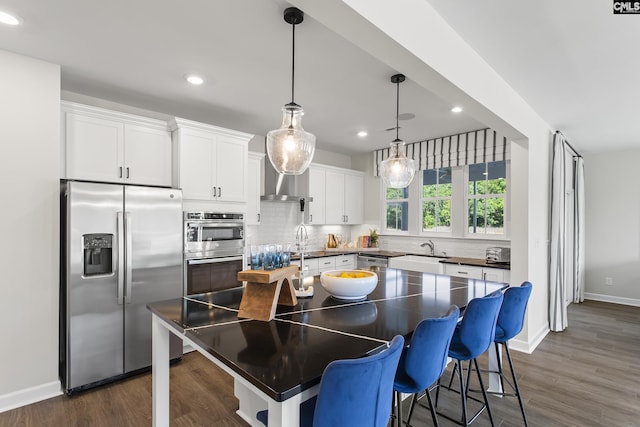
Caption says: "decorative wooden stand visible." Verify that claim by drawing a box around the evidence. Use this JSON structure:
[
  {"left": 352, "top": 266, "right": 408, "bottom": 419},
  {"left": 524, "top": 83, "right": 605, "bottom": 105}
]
[{"left": 237, "top": 265, "right": 299, "bottom": 321}]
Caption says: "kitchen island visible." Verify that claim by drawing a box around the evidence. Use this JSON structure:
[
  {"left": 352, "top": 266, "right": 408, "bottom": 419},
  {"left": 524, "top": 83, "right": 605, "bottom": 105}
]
[{"left": 148, "top": 267, "right": 506, "bottom": 427}]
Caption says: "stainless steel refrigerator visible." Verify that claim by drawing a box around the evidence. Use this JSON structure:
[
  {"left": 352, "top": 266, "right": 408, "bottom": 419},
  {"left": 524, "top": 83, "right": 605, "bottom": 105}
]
[{"left": 60, "top": 181, "right": 183, "bottom": 393}]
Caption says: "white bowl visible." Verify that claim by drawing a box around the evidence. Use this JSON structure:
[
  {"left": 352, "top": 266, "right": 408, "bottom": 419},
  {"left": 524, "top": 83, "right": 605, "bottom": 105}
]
[{"left": 319, "top": 270, "right": 378, "bottom": 301}]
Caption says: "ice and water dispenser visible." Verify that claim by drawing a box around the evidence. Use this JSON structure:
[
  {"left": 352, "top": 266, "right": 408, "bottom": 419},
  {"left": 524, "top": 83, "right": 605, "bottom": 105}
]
[{"left": 83, "top": 234, "right": 113, "bottom": 276}]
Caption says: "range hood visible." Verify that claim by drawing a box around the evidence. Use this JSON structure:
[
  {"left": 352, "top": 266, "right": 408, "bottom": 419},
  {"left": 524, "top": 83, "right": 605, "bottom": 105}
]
[{"left": 261, "top": 158, "right": 312, "bottom": 202}]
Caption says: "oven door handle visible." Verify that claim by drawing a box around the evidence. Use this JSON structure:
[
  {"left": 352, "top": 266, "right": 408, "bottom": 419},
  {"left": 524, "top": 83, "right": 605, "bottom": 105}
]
[{"left": 187, "top": 256, "right": 244, "bottom": 265}]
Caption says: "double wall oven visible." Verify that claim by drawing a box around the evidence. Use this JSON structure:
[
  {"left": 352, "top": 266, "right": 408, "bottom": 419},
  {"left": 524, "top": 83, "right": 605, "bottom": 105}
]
[{"left": 184, "top": 212, "right": 245, "bottom": 295}]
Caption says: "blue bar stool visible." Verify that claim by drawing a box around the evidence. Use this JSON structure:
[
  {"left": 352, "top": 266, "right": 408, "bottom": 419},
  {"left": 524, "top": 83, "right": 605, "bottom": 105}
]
[
  {"left": 393, "top": 305, "right": 460, "bottom": 427},
  {"left": 256, "top": 335, "right": 404, "bottom": 427},
  {"left": 490, "top": 281, "right": 533, "bottom": 426},
  {"left": 438, "top": 291, "right": 504, "bottom": 426}
]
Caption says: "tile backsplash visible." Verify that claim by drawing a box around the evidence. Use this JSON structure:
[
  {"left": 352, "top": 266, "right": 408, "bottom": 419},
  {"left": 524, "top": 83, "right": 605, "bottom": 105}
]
[
  {"left": 248, "top": 202, "right": 510, "bottom": 259},
  {"left": 245, "top": 202, "right": 356, "bottom": 250}
]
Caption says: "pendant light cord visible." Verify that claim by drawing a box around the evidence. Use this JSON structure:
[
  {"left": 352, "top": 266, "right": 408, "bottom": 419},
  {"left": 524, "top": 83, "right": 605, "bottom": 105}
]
[
  {"left": 291, "top": 23, "right": 296, "bottom": 105},
  {"left": 395, "top": 79, "right": 400, "bottom": 143}
]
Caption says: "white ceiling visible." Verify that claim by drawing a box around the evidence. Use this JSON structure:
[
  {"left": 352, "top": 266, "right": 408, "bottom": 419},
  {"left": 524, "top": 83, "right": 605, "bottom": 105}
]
[
  {"left": 426, "top": 0, "right": 640, "bottom": 154},
  {"left": 0, "top": 0, "right": 636, "bottom": 155}
]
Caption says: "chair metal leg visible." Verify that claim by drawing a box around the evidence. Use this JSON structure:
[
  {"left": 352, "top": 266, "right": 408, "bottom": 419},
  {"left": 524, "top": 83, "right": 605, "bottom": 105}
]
[
  {"left": 495, "top": 342, "right": 505, "bottom": 393},
  {"left": 406, "top": 393, "right": 418, "bottom": 426},
  {"left": 473, "top": 358, "right": 495, "bottom": 427},
  {"left": 504, "top": 343, "right": 529, "bottom": 427},
  {"left": 395, "top": 390, "right": 403, "bottom": 427},
  {"left": 457, "top": 359, "right": 469, "bottom": 426},
  {"left": 425, "top": 388, "right": 440, "bottom": 427}
]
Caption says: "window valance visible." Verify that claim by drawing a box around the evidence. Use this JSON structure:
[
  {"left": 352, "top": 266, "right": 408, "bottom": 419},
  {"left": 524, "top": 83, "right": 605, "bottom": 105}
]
[{"left": 373, "top": 128, "right": 510, "bottom": 177}]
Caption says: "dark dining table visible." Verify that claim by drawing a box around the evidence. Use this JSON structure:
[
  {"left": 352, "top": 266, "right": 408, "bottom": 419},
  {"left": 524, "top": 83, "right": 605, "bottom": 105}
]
[{"left": 147, "top": 267, "right": 506, "bottom": 427}]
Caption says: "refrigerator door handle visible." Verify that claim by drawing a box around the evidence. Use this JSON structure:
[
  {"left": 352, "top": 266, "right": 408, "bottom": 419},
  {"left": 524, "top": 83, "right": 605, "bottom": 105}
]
[
  {"left": 125, "top": 211, "right": 133, "bottom": 304},
  {"left": 117, "top": 212, "right": 125, "bottom": 304}
]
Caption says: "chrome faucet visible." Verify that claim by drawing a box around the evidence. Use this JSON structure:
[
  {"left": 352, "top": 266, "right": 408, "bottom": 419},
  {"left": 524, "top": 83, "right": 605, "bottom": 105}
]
[
  {"left": 295, "top": 222, "right": 309, "bottom": 291},
  {"left": 421, "top": 240, "right": 435, "bottom": 256}
]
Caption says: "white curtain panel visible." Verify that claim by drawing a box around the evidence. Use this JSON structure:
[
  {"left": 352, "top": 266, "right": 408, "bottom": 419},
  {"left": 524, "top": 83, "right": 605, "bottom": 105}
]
[
  {"left": 549, "top": 132, "right": 584, "bottom": 331},
  {"left": 549, "top": 133, "right": 568, "bottom": 331},
  {"left": 573, "top": 157, "right": 585, "bottom": 303}
]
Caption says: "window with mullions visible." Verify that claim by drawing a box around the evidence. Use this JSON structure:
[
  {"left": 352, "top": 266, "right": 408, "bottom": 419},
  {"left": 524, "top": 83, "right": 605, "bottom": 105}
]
[
  {"left": 467, "top": 160, "right": 506, "bottom": 235},
  {"left": 422, "top": 168, "right": 452, "bottom": 233},
  {"left": 385, "top": 187, "right": 409, "bottom": 232}
]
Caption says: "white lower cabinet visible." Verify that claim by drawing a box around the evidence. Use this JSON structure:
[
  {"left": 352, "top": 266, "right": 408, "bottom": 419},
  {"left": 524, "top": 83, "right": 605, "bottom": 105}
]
[
  {"left": 483, "top": 267, "right": 510, "bottom": 284},
  {"left": 443, "top": 264, "right": 510, "bottom": 283},
  {"left": 292, "top": 254, "right": 357, "bottom": 277},
  {"left": 335, "top": 254, "right": 356, "bottom": 270},
  {"left": 443, "top": 264, "right": 484, "bottom": 280},
  {"left": 291, "top": 258, "right": 319, "bottom": 277},
  {"left": 318, "top": 257, "right": 336, "bottom": 273}
]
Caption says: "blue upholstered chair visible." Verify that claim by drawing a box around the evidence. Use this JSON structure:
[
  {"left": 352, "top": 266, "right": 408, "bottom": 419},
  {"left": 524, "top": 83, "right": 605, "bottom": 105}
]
[
  {"left": 490, "top": 281, "right": 533, "bottom": 426},
  {"left": 439, "top": 291, "right": 504, "bottom": 426},
  {"left": 393, "top": 305, "right": 460, "bottom": 427},
  {"left": 256, "top": 334, "right": 404, "bottom": 427}
]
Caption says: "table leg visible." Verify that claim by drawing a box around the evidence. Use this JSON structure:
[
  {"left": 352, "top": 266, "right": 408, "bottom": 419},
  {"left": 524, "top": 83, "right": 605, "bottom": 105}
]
[
  {"left": 235, "top": 379, "right": 268, "bottom": 426},
  {"left": 488, "top": 342, "right": 504, "bottom": 394},
  {"left": 152, "top": 314, "right": 170, "bottom": 427},
  {"left": 268, "top": 393, "right": 302, "bottom": 427}
]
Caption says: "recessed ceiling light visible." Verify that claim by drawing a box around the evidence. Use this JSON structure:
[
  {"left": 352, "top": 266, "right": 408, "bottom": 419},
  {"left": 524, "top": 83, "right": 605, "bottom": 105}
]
[
  {"left": 0, "top": 10, "right": 22, "bottom": 26},
  {"left": 451, "top": 106, "right": 463, "bottom": 113},
  {"left": 357, "top": 131, "right": 368, "bottom": 137},
  {"left": 185, "top": 74, "right": 204, "bottom": 85}
]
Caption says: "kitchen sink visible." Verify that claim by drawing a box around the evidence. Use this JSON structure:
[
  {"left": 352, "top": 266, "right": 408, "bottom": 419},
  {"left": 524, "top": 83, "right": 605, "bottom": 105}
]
[{"left": 388, "top": 255, "right": 447, "bottom": 274}]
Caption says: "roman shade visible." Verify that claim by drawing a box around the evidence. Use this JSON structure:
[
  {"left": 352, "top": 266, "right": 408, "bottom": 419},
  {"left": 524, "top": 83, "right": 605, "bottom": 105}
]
[{"left": 373, "top": 128, "right": 510, "bottom": 176}]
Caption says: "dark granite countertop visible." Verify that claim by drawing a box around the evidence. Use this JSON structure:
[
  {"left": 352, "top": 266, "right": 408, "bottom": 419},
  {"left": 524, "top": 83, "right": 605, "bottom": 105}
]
[
  {"left": 290, "top": 249, "right": 407, "bottom": 260},
  {"left": 148, "top": 267, "right": 506, "bottom": 402},
  {"left": 289, "top": 250, "right": 510, "bottom": 270},
  {"left": 439, "top": 256, "right": 510, "bottom": 270}
]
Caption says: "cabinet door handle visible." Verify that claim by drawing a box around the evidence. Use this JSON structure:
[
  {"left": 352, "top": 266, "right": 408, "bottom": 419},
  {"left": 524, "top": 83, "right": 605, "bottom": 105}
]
[
  {"left": 119, "top": 167, "right": 123, "bottom": 178},
  {"left": 257, "top": 213, "right": 260, "bottom": 223},
  {"left": 309, "top": 214, "right": 313, "bottom": 223},
  {"left": 212, "top": 187, "right": 216, "bottom": 198},
  {"left": 218, "top": 187, "right": 222, "bottom": 198},
  {"left": 126, "top": 167, "right": 130, "bottom": 179},
  {"left": 457, "top": 271, "right": 468, "bottom": 275}
]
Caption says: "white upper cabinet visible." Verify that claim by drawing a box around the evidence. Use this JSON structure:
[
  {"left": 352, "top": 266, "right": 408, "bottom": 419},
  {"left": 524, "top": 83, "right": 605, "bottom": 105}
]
[
  {"left": 63, "top": 102, "right": 172, "bottom": 186},
  {"left": 247, "top": 152, "right": 264, "bottom": 225},
  {"left": 324, "top": 167, "right": 364, "bottom": 225},
  {"left": 307, "top": 165, "right": 326, "bottom": 225},
  {"left": 343, "top": 172, "right": 364, "bottom": 224},
  {"left": 171, "top": 118, "right": 253, "bottom": 203}
]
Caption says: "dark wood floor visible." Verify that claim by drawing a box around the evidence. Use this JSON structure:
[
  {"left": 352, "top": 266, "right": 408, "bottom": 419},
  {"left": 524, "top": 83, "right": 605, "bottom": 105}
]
[{"left": 2, "top": 300, "right": 638, "bottom": 426}]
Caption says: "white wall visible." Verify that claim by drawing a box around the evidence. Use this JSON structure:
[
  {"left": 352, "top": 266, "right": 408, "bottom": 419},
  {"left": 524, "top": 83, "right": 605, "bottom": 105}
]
[
  {"left": 583, "top": 149, "right": 640, "bottom": 306},
  {"left": 0, "top": 50, "right": 61, "bottom": 410}
]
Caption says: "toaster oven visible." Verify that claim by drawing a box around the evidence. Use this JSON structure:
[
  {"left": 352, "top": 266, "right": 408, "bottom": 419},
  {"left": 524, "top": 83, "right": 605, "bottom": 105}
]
[{"left": 486, "top": 247, "right": 510, "bottom": 263}]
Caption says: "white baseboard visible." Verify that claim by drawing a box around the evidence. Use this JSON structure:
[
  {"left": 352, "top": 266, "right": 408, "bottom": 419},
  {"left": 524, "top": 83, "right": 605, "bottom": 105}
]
[
  {"left": 509, "top": 323, "right": 549, "bottom": 354},
  {"left": 584, "top": 293, "right": 640, "bottom": 307},
  {"left": 0, "top": 381, "right": 62, "bottom": 414}
]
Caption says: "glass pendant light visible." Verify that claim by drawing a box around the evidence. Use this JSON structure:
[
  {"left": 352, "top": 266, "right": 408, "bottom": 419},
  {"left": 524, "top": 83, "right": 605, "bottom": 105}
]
[
  {"left": 380, "top": 74, "right": 416, "bottom": 188},
  {"left": 266, "top": 7, "right": 316, "bottom": 175}
]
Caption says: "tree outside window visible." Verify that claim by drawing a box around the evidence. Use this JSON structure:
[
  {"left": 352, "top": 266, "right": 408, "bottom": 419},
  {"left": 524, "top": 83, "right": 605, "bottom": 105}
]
[
  {"left": 422, "top": 167, "right": 452, "bottom": 232},
  {"left": 385, "top": 187, "right": 409, "bottom": 232},
  {"left": 467, "top": 160, "right": 506, "bottom": 235}
]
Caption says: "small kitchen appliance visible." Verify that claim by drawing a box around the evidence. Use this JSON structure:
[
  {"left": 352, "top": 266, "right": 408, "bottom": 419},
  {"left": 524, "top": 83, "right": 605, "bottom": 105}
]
[{"left": 486, "top": 246, "right": 511, "bottom": 263}]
